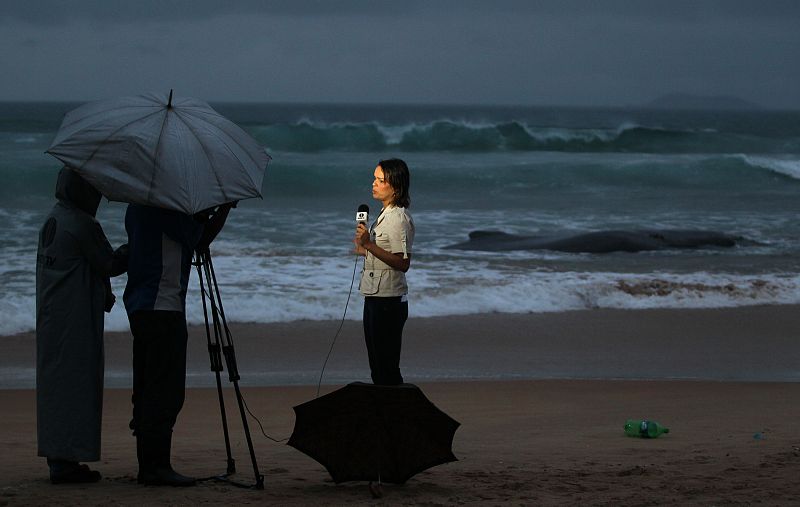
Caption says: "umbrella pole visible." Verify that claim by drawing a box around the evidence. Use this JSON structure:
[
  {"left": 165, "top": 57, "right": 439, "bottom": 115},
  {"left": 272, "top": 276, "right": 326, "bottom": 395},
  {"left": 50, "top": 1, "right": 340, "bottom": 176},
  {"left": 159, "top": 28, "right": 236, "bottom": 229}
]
[
  {"left": 194, "top": 251, "right": 236, "bottom": 476},
  {"left": 202, "top": 250, "right": 265, "bottom": 490}
]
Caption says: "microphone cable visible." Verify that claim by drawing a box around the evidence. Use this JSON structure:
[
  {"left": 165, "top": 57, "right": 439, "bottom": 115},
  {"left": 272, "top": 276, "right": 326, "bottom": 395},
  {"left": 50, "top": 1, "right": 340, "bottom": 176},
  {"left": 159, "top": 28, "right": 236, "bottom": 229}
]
[
  {"left": 315, "top": 251, "right": 361, "bottom": 398},
  {"left": 235, "top": 249, "right": 361, "bottom": 443},
  {"left": 192, "top": 240, "right": 363, "bottom": 446},
  {"left": 228, "top": 249, "right": 361, "bottom": 444},
  {"left": 197, "top": 281, "right": 289, "bottom": 443}
]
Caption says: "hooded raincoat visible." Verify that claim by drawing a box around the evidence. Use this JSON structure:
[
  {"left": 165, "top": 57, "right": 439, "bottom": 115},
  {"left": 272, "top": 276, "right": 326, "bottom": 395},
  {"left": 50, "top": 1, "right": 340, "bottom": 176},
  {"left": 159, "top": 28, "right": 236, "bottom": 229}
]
[{"left": 36, "top": 168, "right": 126, "bottom": 461}]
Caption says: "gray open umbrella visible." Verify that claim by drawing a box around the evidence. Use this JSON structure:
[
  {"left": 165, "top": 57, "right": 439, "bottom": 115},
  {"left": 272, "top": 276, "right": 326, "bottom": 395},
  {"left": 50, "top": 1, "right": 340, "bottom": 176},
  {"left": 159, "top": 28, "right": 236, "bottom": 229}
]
[{"left": 46, "top": 90, "right": 270, "bottom": 215}]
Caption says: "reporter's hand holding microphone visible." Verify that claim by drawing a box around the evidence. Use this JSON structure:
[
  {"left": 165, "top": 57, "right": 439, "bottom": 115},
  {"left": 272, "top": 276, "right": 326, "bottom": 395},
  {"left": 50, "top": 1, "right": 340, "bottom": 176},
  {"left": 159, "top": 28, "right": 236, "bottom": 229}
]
[{"left": 354, "top": 204, "right": 369, "bottom": 255}]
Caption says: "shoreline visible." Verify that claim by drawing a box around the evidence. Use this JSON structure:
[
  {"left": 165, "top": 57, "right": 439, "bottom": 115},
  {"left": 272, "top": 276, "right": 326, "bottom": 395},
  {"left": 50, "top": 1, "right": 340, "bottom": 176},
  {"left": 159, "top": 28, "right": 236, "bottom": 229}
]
[{"left": 3, "top": 305, "right": 799, "bottom": 388}]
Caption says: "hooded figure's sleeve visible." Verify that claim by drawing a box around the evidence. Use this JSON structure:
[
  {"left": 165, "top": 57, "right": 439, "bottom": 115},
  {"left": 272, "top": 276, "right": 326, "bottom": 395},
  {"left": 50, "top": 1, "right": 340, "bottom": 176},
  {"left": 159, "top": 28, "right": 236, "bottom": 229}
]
[
  {"left": 74, "top": 218, "right": 119, "bottom": 277},
  {"left": 74, "top": 217, "right": 126, "bottom": 312}
]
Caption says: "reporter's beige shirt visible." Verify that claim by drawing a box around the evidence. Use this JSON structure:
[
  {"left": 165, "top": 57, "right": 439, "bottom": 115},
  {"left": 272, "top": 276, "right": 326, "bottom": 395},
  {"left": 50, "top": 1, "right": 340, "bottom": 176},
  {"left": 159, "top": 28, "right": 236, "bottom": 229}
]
[{"left": 359, "top": 205, "right": 414, "bottom": 297}]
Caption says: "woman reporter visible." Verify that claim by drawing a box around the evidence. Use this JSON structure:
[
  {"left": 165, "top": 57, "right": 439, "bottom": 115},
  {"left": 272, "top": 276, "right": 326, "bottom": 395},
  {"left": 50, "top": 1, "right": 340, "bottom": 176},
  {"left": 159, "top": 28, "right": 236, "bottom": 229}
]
[{"left": 354, "top": 158, "right": 415, "bottom": 385}]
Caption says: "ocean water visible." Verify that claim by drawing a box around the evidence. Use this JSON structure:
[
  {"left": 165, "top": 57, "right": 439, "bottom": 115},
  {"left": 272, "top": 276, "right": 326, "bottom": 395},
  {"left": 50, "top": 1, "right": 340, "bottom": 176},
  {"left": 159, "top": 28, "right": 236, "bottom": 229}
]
[{"left": 1, "top": 102, "right": 800, "bottom": 336}]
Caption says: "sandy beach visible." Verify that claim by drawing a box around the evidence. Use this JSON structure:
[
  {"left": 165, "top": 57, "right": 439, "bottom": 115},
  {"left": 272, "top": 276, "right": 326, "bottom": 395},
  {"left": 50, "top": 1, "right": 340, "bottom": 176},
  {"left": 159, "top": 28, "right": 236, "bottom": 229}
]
[{"left": 2, "top": 306, "right": 800, "bottom": 505}]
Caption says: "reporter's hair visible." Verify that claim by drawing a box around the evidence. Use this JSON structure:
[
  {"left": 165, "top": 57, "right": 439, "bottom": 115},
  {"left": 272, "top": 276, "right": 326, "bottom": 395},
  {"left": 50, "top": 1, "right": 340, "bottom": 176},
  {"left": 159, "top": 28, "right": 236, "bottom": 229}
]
[{"left": 378, "top": 158, "right": 410, "bottom": 208}]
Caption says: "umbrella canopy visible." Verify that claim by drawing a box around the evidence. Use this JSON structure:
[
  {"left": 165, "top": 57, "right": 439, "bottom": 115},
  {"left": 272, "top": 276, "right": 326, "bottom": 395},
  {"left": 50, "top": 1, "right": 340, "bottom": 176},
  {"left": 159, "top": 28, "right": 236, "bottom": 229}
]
[
  {"left": 46, "top": 90, "right": 270, "bottom": 215},
  {"left": 288, "top": 382, "right": 459, "bottom": 484}
]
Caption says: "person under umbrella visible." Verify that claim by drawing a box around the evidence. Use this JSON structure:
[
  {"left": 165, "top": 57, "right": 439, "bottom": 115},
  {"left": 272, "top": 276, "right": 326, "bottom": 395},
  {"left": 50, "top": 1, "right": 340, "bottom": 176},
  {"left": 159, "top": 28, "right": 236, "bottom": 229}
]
[
  {"left": 36, "top": 167, "right": 128, "bottom": 483},
  {"left": 44, "top": 91, "right": 270, "bottom": 486}
]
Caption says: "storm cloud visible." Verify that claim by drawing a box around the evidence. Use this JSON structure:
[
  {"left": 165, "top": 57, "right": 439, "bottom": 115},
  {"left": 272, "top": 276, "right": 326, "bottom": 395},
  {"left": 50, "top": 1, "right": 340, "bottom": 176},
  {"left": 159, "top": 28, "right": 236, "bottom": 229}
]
[{"left": 1, "top": 0, "right": 798, "bottom": 107}]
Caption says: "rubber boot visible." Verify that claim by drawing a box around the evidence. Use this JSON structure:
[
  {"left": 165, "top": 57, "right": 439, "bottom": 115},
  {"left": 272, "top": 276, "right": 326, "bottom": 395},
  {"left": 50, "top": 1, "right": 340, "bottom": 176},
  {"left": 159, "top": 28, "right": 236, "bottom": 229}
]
[
  {"left": 139, "top": 434, "right": 196, "bottom": 487},
  {"left": 48, "top": 458, "right": 101, "bottom": 484},
  {"left": 136, "top": 436, "right": 144, "bottom": 484}
]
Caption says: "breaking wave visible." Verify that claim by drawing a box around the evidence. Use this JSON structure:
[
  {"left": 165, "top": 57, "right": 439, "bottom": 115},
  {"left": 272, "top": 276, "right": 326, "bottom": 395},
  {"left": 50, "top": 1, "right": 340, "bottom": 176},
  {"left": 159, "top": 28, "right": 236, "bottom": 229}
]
[
  {"left": 250, "top": 119, "right": 800, "bottom": 154},
  {"left": 736, "top": 154, "right": 800, "bottom": 180}
]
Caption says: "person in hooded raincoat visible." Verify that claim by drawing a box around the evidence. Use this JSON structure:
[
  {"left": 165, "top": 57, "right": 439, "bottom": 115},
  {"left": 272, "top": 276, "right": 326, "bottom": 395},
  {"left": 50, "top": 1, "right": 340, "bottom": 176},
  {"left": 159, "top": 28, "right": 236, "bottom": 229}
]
[{"left": 36, "top": 167, "right": 128, "bottom": 484}]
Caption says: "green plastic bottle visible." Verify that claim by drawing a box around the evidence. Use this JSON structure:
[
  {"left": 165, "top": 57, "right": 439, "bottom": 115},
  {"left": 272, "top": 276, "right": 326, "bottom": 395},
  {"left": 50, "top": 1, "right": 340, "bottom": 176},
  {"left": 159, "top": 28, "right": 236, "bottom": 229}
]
[{"left": 624, "top": 419, "right": 669, "bottom": 438}]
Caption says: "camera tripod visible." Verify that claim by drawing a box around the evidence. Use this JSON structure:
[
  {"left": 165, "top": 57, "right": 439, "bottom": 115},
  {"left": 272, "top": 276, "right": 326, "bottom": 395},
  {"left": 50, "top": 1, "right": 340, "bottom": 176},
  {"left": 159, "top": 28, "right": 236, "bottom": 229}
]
[{"left": 193, "top": 248, "right": 264, "bottom": 490}]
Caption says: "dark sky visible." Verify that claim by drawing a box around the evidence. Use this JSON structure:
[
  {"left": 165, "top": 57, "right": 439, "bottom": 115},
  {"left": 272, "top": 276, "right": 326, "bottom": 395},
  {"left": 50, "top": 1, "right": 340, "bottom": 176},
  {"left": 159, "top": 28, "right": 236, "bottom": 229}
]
[{"left": 1, "top": 0, "right": 798, "bottom": 108}]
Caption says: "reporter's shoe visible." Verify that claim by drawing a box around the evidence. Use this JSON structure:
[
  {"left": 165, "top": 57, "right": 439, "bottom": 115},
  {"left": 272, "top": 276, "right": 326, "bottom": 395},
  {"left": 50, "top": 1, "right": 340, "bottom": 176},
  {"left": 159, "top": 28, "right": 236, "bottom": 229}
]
[{"left": 139, "top": 465, "right": 196, "bottom": 487}]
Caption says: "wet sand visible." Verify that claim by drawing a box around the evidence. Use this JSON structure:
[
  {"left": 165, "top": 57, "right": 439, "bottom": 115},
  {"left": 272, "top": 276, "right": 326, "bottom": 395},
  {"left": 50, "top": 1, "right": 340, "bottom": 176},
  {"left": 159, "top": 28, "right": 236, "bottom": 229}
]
[{"left": 3, "top": 305, "right": 800, "bottom": 388}]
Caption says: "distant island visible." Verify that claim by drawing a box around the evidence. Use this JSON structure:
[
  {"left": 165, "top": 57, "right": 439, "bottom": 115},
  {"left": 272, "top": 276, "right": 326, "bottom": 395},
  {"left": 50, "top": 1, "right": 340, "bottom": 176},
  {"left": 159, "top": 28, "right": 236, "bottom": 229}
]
[{"left": 645, "top": 93, "right": 762, "bottom": 110}]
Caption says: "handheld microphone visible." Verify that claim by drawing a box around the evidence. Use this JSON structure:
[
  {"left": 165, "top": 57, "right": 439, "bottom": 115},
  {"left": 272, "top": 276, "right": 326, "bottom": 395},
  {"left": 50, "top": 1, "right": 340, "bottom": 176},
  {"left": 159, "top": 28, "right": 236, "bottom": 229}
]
[{"left": 356, "top": 204, "right": 369, "bottom": 225}]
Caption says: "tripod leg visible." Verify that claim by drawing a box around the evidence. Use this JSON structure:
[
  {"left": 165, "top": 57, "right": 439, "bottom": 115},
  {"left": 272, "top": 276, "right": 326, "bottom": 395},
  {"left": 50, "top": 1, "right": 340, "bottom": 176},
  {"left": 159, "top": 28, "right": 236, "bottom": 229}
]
[
  {"left": 206, "top": 251, "right": 265, "bottom": 489},
  {"left": 233, "top": 382, "right": 265, "bottom": 489},
  {"left": 195, "top": 251, "right": 235, "bottom": 475}
]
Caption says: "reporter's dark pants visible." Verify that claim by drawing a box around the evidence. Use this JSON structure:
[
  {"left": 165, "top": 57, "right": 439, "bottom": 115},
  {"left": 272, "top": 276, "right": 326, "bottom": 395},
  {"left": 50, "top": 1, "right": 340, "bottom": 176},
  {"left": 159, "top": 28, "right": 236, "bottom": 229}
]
[
  {"left": 363, "top": 296, "right": 407, "bottom": 386},
  {"left": 128, "top": 310, "right": 188, "bottom": 439}
]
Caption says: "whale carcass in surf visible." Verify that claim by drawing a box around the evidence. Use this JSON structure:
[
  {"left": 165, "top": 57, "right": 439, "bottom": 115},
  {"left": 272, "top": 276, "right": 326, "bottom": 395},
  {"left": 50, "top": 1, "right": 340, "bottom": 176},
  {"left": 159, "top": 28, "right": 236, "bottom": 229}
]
[{"left": 443, "top": 230, "right": 747, "bottom": 253}]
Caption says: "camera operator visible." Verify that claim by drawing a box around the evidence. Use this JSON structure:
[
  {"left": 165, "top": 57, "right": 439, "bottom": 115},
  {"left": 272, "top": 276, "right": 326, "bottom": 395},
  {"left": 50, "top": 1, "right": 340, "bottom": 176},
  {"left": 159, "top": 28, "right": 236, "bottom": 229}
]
[{"left": 123, "top": 201, "right": 235, "bottom": 487}]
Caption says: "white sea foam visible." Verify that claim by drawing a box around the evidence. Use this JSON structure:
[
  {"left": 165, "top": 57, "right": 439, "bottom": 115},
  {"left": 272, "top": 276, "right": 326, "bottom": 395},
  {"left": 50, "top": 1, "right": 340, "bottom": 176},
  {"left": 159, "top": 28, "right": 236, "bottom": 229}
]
[
  {"left": 738, "top": 154, "right": 800, "bottom": 180},
  {"left": 518, "top": 124, "right": 620, "bottom": 143},
  {"left": 4, "top": 255, "right": 800, "bottom": 336},
  {"left": 410, "top": 271, "right": 800, "bottom": 316},
  {"left": 375, "top": 123, "right": 415, "bottom": 145}
]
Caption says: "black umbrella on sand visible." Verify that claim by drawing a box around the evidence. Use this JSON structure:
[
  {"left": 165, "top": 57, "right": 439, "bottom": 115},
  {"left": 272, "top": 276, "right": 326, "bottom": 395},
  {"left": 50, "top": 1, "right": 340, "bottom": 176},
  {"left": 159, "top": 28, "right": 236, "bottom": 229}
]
[{"left": 288, "top": 382, "right": 459, "bottom": 489}]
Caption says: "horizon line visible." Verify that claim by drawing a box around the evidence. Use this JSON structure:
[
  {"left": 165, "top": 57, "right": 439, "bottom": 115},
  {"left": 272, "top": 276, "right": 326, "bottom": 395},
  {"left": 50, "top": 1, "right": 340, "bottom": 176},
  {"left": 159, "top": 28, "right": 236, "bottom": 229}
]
[{"left": 0, "top": 98, "right": 796, "bottom": 112}]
